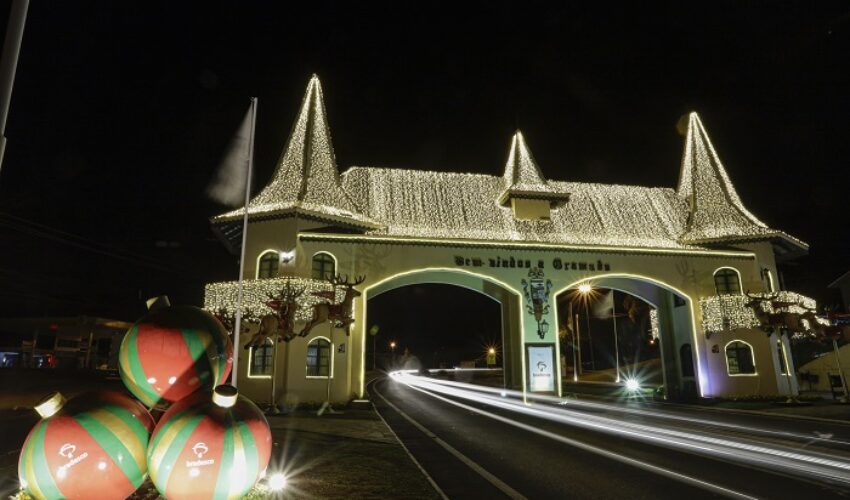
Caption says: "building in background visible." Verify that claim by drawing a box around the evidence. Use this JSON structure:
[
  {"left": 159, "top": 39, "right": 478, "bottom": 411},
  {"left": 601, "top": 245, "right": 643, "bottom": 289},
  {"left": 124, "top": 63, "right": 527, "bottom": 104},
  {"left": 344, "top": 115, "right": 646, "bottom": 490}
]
[
  {"left": 829, "top": 272, "right": 850, "bottom": 313},
  {"left": 0, "top": 316, "right": 131, "bottom": 370},
  {"left": 205, "top": 76, "right": 815, "bottom": 405}
]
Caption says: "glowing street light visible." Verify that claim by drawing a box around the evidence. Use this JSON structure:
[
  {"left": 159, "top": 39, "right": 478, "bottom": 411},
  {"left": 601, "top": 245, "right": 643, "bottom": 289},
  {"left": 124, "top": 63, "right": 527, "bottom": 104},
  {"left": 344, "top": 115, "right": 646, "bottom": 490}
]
[
  {"left": 268, "top": 472, "right": 287, "bottom": 491},
  {"left": 625, "top": 378, "right": 641, "bottom": 392},
  {"left": 578, "top": 283, "right": 592, "bottom": 294},
  {"left": 488, "top": 348, "right": 496, "bottom": 355}
]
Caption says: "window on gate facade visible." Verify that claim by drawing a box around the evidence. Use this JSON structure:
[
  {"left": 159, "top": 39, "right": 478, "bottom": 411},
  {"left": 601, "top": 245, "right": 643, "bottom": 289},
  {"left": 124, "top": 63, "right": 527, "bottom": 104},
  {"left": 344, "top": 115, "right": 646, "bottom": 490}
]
[
  {"left": 777, "top": 339, "right": 788, "bottom": 375},
  {"left": 249, "top": 339, "right": 274, "bottom": 377},
  {"left": 714, "top": 268, "right": 741, "bottom": 295},
  {"left": 763, "top": 268, "right": 776, "bottom": 292},
  {"left": 726, "top": 341, "right": 755, "bottom": 375},
  {"left": 258, "top": 251, "right": 279, "bottom": 279},
  {"left": 306, "top": 338, "right": 331, "bottom": 377},
  {"left": 312, "top": 252, "right": 335, "bottom": 281}
]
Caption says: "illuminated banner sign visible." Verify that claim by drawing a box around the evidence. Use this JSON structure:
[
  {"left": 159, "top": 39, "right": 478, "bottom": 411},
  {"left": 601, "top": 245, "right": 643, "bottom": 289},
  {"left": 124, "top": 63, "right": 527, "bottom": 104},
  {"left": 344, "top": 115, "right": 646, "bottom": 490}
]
[
  {"left": 454, "top": 255, "right": 610, "bottom": 272},
  {"left": 526, "top": 344, "right": 555, "bottom": 392}
]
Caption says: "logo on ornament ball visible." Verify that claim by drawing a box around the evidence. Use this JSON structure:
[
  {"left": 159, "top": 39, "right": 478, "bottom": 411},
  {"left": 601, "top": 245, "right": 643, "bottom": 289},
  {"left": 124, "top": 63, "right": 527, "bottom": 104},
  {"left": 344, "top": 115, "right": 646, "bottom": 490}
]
[
  {"left": 192, "top": 442, "right": 209, "bottom": 458},
  {"left": 57, "top": 443, "right": 89, "bottom": 476},
  {"left": 187, "top": 442, "right": 215, "bottom": 468},
  {"left": 59, "top": 443, "right": 76, "bottom": 459}
]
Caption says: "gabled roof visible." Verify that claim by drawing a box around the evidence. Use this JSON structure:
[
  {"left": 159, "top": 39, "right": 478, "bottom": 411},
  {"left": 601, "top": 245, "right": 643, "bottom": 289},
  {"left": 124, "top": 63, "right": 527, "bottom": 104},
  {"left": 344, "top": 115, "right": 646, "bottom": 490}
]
[
  {"left": 341, "top": 167, "right": 691, "bottom": 248},
  {"left": 497, "top": 131, "right": 570, "bottom": 206},
  {"left": 213, "top": 76, "right": 380, "bottom": 230},
  {"left": 210, "top": 79, "right": 807, "bottom": 255}
]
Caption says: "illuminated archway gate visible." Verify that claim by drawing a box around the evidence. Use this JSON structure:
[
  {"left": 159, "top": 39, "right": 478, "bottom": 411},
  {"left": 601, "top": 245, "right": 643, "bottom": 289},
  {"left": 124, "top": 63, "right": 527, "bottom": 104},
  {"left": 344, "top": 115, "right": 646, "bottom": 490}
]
[
  {"left": 362, "top": 269, "right": 524, "bottom": 391},
  {"left": 555, "top": 275, "right": 700, "bottom": 400}
]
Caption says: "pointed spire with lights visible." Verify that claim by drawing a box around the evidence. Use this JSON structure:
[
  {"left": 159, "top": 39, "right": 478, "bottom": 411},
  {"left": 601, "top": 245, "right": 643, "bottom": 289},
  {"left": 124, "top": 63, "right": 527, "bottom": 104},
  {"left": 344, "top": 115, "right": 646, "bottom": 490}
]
[
  {"left": 497, "top": 130, "right": 569, "bottom": 207},
  {"left": 215, "top": 75, "right": 379, "bottom": 229},
  {"left": 676, "top": 112, "right": 774, "bottom": 243}
]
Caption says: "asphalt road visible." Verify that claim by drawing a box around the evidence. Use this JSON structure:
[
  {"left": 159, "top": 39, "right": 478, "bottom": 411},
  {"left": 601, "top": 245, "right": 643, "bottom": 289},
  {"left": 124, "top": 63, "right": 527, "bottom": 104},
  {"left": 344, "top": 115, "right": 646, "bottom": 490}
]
[{"left": 370, "top": 376, "right": 850, "bottom": 499}]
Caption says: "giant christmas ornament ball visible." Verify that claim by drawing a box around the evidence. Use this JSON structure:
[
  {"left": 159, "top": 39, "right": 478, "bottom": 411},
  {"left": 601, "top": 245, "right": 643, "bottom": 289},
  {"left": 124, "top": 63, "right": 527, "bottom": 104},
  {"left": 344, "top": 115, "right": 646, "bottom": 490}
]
[
  {"left": 147, "top": 385, "right": 273, "bottom": 500},
  {"left": 18, "top": 390, "right": 155, "bottom": 500},
  {"left": 119, "top": 296, "right": 233, "bottom": 408}
]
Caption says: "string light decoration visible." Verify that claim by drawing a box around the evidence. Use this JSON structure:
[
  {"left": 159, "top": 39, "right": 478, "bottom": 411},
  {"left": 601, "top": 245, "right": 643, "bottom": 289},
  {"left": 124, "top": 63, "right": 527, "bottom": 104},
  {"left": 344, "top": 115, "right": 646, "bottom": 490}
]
[
  {"left": 213, "top": 75, "right": 380, "bottom": 230},
  {"left": 649, "top": 308, "right": 660, "bottom": 340},
  {"left": 677, "top": 113, "right": 806, "bottom": 249},
  {"left": 210, "top": 78, "right": 805, "bottom": 254},
  {"left": 204, "top": 277, "right": 338, "bottom": 322},
  {"left": 497, "top": 131, "right": 569, "bottom": 207},
  {"left": 700, "top": 291, "right": 821, "bottom": 335}
]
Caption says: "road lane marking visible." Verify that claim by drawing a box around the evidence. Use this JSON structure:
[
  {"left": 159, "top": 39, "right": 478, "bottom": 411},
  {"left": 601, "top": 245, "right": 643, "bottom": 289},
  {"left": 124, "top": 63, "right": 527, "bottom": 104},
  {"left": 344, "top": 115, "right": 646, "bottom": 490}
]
[
  {"left": 402, "top": 381, "right": 758, "bottom": 500},
  {"left": 370, "top": 397, "right": 450, "bottom": 500},
  {"left": 371, "top": 380, "right": 527, "bottom": 500}
]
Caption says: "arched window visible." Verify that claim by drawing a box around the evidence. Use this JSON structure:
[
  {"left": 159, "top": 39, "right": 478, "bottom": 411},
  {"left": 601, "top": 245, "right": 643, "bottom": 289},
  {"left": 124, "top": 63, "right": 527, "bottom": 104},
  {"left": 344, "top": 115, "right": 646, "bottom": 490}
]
[
  {"left": 257, "top": 251, "right": 279, "bottom": 279},
  {"left": 714, "top": 268, "right": 741, "bottom": 295},
  {"left": 312, "top": 252, "right": 336, "bottom": 281},
  {"left": 248, "top": 339, "right": 274, "bottom": 378},
  {"left": 306, "top": 337, "right": 332, "bottom": 377},
  {"left": 725, "top": 341, "right": 756, "bottom": 375}
]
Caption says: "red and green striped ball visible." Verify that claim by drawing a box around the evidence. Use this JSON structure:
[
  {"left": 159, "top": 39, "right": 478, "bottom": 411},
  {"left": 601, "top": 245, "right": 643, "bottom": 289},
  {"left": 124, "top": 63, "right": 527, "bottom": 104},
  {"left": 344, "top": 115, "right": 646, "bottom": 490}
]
[
  {"left": 18, "top": 391, "right": 155, "bottom": 500},
  {"left": 147, "top": 386, "right": 272, "bottom": 500},
  {"left": 119, "top": 305, "right": 233, "bottom": 408}
]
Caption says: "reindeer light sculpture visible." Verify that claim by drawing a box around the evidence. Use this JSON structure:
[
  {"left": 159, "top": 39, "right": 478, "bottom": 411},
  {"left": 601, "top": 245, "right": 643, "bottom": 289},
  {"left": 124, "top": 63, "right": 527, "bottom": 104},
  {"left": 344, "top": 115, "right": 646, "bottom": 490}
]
[
  {"left": 299, "top": 274, "right": 365, "bottom": 338},
  {"left": 245, "top": 279, "right": 306, "bottom": 348}
]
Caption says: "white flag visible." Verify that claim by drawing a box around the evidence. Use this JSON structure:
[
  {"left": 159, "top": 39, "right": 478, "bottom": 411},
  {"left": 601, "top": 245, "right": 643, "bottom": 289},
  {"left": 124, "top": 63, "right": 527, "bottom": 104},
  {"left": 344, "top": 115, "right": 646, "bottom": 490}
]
[
  {"left": 206, "top": 106, "right": 252, "bottom": 206},
  {"left": 592, "top": 290, "right": 614, "bottom": 319}
]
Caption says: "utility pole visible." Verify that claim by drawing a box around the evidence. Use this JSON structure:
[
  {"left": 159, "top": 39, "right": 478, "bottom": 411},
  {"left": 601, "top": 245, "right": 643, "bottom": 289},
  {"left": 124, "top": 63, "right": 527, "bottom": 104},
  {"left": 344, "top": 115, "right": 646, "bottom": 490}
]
[{"left": 0, "top": 0, "right": 29, "bottom": 176}]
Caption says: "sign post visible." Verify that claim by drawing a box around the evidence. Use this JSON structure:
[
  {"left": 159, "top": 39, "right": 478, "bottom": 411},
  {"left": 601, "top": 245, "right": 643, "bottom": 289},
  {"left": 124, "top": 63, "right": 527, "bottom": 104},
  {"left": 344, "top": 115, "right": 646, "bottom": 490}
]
[{"left": 526, "top": 344, "right": 555, "bottom": 393}]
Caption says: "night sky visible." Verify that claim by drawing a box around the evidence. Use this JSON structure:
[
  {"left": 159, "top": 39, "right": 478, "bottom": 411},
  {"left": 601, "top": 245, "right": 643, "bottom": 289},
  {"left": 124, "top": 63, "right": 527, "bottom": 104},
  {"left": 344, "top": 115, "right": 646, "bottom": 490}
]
[{"left": 1, "top": 2, "right": 849, "bottom": 323}]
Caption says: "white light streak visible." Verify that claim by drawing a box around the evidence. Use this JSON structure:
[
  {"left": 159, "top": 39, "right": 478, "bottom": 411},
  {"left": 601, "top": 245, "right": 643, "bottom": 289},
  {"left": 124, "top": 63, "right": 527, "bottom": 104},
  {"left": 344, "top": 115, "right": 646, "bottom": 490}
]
[{"left": 389, "top": 370, "right": 850, "bottom": 486}]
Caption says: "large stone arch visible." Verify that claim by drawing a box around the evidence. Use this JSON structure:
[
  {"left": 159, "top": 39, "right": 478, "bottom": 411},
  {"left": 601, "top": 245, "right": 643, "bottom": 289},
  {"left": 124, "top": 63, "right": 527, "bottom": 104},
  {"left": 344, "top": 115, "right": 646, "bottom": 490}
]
[
  {"left": 552, "top": 273, "right": 704, "bottom": 399},
  {"left": 358, "top": 268, "right": 524, "bottom": 394}
]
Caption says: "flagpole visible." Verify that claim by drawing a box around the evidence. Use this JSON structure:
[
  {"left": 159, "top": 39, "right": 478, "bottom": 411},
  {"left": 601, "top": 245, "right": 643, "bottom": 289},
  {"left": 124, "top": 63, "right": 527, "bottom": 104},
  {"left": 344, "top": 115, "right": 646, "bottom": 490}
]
[
  {"left": 612, "top": 291, "right": 620, "bottom": 383},
  {"left": 232, "top": 97, "right": 257, "bottom": 388}
]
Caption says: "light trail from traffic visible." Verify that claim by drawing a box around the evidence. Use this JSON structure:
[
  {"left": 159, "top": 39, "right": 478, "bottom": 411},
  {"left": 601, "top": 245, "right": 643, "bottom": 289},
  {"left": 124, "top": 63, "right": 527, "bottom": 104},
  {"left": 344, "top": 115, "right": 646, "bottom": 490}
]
[
  {"left": 389, "top": 370, "right": 850, "bottom": 488},
  {"left": 400, "top": 369, "right": 850, "bottom": 448}
]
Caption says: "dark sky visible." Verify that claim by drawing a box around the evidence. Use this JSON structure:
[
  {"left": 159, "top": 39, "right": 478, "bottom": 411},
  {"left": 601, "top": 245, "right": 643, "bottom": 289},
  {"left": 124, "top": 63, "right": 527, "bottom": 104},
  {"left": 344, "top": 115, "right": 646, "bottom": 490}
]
[{"left": 1, "top": 1, "right": 849, "bottom": 321}]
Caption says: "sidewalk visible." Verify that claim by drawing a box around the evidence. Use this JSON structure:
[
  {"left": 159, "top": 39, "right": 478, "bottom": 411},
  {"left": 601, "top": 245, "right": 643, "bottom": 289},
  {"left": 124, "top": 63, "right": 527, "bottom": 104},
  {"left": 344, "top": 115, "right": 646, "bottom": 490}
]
[{"left": 261, "top": 407, "right": 440, "bottom": 499}]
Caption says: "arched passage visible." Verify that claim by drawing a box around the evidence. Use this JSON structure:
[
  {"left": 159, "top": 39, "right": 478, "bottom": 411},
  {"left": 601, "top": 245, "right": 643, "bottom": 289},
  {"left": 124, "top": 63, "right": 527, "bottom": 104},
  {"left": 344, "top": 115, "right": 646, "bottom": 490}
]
[
  {"left": 360, "top": 269, "right": 524, "bottom": 392},
  {"left": 554, "top": 274, "right": 703, "bottom": 399}
]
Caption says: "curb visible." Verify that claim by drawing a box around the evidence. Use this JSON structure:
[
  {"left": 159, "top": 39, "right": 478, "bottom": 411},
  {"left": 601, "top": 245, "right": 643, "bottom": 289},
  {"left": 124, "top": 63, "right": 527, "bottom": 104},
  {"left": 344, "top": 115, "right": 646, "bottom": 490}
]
[{"left": 368, "top": 381, "right": 449, "bottom": 500}]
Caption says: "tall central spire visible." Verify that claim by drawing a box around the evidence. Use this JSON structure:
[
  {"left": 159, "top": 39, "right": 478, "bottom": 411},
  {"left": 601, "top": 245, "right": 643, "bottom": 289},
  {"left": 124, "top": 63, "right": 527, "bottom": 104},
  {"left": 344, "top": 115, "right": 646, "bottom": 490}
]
[{"left": 498, "top": 130, "right": 569, "bottom": 208}]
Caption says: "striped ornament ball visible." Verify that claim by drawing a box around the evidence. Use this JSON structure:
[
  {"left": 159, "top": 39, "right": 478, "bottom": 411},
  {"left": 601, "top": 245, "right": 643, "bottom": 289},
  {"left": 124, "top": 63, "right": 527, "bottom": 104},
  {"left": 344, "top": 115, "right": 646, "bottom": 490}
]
[
  {"left": 147, "top": 385, "right": 273, "bottom": 500},
  {"left": 18, "top": 391, "right": 155, "bottom": 500},
  {"left": 119, "top": 296, "right": 233, "bottom": 408}
]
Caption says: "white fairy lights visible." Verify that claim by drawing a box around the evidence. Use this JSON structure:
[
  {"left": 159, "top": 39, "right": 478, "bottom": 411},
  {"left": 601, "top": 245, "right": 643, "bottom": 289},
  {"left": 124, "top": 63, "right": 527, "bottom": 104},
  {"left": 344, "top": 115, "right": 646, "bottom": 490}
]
[
  {"left": 212, "top": 77, "right": 804, "bottom": 254},
  {"left": 700, "top": 291, "right": 821, "bottom": 335},
  {"left": 677, "top": 113, "right": 806, "bottom": 249},
  {"left": 213, "top": 75, "right": 379, "bottom": 230},
  {"left": 204, "top": 277, "right": 338, "bottom": 322}
]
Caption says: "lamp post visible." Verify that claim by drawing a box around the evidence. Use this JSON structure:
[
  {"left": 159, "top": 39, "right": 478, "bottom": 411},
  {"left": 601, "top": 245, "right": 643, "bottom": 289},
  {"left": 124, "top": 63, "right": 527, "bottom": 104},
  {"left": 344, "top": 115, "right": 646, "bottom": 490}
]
[
  {"left": 390, "top": 341, "right": 397, "bottom": 368},
  {"left": 578, "top": 284, "right": 596, "bottom": 371}
]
